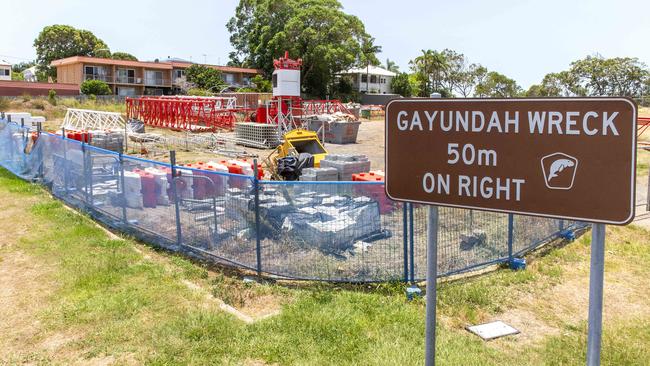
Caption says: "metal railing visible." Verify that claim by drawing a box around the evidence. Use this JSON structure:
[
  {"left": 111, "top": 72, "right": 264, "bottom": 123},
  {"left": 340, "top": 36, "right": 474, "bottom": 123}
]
[
  {"left": 144, "top": 78, "right": 171, "bottom": 86},
  {"left": 0, "top": 116, "right": 588, "bottom": 282},
  {"left": 84, "top": 74, "right": 113, "bottom": 82}
]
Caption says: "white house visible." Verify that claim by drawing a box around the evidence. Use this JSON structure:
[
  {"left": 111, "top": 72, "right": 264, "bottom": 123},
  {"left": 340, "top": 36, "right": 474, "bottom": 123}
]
[
  {"left": 340, "top": 65, "right": 396, "bottom": 94},
  {"left": 0, "top": 60, "right": 11, "bottom": 81}
]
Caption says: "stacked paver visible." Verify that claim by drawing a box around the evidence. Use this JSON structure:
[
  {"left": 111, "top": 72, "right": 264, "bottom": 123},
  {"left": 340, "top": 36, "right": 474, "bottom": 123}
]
[{"left": 319, "top": 154, "right": 371, "bottom": 181}]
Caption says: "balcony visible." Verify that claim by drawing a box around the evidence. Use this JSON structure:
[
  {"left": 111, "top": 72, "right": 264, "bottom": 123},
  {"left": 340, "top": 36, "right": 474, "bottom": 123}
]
[
  {"left": 84, "top": 73, "right": 113, "bottom": 82},
  {"left": 144, "top": 77, "right": 171, "bottom": 87},
  {"left": 115, "top": 76, "right": 142, "bottom": 84}
]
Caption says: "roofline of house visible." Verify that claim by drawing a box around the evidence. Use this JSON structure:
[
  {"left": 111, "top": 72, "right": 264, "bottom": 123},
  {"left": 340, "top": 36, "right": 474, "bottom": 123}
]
[{"left": 50, "top": 56, "right": 262, "bottom": 74}]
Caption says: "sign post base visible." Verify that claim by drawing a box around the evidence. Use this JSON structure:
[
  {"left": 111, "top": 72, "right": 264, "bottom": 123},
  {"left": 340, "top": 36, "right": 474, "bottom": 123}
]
[{"left": 425, "top": 205, "right": 438, "bottom": 366}]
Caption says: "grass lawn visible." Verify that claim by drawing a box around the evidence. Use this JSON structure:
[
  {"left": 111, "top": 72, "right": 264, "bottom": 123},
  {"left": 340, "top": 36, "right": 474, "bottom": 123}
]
[{"left": 1, "top": 168, "right": 649, "bottom": 365}]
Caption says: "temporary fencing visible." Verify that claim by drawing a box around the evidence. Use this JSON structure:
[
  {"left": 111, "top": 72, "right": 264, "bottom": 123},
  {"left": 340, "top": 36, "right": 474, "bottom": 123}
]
[{"left": 0, "top": 118, "right": 589, "bottom": 282}]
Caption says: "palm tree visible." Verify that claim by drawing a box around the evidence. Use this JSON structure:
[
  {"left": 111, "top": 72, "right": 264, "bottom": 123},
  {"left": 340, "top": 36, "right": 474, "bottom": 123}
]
[
  {"left": 360, "top": 37, "right": 382, "bottom": 93},
  {"left": 411, "top": 49, "right": 449, "bottom": 95},
  {"left": 385, "top": 58, "right": 399, "bottom": 73}
]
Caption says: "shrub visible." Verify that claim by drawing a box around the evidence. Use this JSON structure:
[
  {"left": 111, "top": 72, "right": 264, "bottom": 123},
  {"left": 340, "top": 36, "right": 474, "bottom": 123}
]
[
  {"left": 48, "top": 89, "right": 57, "bottom": 105},
  {"left": 0, "top": 97, "right": 9, "bottom": 111},
  {"left": 187, "top": 88, "right": 212, "bottom": 96},
  {"left": 21, "top": 93, "right": 31, "bottom": 102},
  {"left": 31, "top": 99, "right": 46, "bottom": 110},
  {"left": 80, "top": 80, "right": 111, "bottom": 95}
]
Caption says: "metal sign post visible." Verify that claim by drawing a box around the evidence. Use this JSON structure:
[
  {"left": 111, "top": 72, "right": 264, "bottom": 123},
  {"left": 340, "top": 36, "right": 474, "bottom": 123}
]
[
  {"left": 587, "top": 223, "right": 606, "bottom": 366},
  {"left": 425, "top": 205, "right": 438, "bottom": 366}
]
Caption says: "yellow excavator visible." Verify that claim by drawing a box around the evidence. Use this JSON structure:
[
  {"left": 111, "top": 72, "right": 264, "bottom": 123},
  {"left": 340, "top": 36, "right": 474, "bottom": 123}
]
[{"left": 263, "top": 129, "right": 328, "bottom": 180}]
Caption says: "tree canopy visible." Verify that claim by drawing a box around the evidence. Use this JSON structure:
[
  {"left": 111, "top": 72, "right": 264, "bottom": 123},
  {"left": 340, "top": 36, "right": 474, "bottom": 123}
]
[
  {"left": 111, "top": 52, "right": 138, "bottom": 61},
  {"left": 527, "top": 55, "right": 649, "bottom": 97},
  {"left": 185, "top": 64, "right": 226, "bottom": 92},
  {"left": 390, "top": 72, "right": 413, "bottom": 97},
  {"left": 34, "top": 25, "right": 110, "bottom": 78},
  {"left": 227, "top": 0, "right": 379, "bottom": 98},
  {"left": 475, "top": 71, "right": 522, "bottom": 97}
]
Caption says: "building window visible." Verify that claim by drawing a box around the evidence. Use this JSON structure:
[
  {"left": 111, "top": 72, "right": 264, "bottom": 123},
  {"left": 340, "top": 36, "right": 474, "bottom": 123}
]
[
  {"left": 370, "top": 75, "right": 377, "bottom": 83},
  {"left": 361, "top": 74, "right": 368, "bottom": 83},
  {"left": 84, "top": 65, "right": 108, "bottom": 81},
  {"left": 3, "top": 69, "right": 9, "bottom": 76},
  {"left": 117, "top": 68, "right": 135, "bottom": 83},
  {"left": 174, "top": 69, "right": 185, "bottom": 79},
  {"left": 223, "top": 73, "right": 235, "bottom": 84},
  {"left": 272, "top": 73, "right": 277, "bottom": 88},
  {"left": 145, "top": 70, "right": 164, "bottom": 85},
  {"left": 116, "top": 87, "right": 136, "bottom": 96}
]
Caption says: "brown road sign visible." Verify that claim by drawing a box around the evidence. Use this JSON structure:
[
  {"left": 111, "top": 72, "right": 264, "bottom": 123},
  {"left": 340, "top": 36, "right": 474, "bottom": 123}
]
[{"left": 385, "top": 98, "right": 637, "bottom": 225}]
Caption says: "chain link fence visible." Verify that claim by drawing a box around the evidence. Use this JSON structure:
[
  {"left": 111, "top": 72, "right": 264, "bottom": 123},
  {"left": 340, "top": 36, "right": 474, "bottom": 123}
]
[{"left": 0, "top": 118, "right": 588, "bottom": 282}]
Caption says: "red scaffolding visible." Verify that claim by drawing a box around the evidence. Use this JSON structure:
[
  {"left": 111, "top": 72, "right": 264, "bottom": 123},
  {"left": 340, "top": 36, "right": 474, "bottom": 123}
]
[{"left": 126, "top": 97, "right": 242, "bottom": 132}]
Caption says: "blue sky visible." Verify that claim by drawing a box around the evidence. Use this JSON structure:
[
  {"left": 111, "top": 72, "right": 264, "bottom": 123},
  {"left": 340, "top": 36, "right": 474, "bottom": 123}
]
[{"left": 2, "top": 0, "right": 648, "bottom": 88}]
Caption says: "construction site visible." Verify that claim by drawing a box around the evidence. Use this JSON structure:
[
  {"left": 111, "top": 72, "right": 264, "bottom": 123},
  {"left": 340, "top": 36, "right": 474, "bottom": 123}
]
[{"left": 7, "top": 51, "right": 639, "bottom": 284}]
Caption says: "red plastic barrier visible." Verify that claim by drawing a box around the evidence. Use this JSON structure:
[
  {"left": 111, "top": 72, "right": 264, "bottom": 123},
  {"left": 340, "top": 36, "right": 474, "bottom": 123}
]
[{"left": 352, "top": 172, "right": 395, "bottom": 214}]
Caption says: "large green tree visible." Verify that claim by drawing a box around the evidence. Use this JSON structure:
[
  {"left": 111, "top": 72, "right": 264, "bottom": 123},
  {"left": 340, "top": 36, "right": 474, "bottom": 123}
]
[
  {"left": 227, "top": 0, "right": 379, "bottom": 98},
  {"left": 475, "top": 71, "right": 522, "bottom": 97},
  {"left": 34, "top": 25, "right": 109, "bottom": 78}
]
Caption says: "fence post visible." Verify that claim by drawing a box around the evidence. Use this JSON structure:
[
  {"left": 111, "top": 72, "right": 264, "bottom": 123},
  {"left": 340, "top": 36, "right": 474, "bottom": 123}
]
[
  {"left": 409, "top": 203, "right": 415, "bottom": 283},
  {"left": 170, "top": 151, "right": 183, "bottom": 247},
  {"left": 507, "top": 213, "right": 514, "bottom": 266},
  {"left": 403, "top": 203, "right": 409, "bottom": 283},
  {"left": 61, "top": 127, "right": 69, "bottom": 196},
  {"left": 646, "top": 166, "right": 650, "bottom": 212},
  {"left": 253, "top": 158, "right": 262, "bottom": 277},
  {"left": 81, "top": 142, "right": 88, "bottom": 203},
  {"left": 118, "top": 151, "right": 128, "bottom": 225},
  {"left": 36, "top": 122, "right": 43, "bottom": 181}
]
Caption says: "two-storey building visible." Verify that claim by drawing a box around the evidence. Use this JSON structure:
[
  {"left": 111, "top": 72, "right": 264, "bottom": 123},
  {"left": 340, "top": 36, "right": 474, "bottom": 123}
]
[{"left": 51, "top": 56, "right": 262, "bottom": 96}]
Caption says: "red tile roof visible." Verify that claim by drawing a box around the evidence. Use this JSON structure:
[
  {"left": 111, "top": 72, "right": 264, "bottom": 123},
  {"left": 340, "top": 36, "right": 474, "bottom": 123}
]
[
  {"left": 0, "top": 80, "right": 79, "bottom": 90},
  {"left": 0, "top": 81, "right": 80, "bottom": 96},
  {"left": 169, "top": 61, "right": 262, "bottom": 74},
  {"left": 51, "top": 56, "right": 173, "bottom": 69}
]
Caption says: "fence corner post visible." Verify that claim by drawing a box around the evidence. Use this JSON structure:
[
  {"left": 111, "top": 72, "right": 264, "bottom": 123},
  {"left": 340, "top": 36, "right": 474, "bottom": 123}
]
[
  {"left": 118, "top": 151, "right": 128, "bottom": 225},
  {"left": 253, "top": 158, "right": 262, "bottom": 277},
  {"left": 409, "top": 203, "right": 415, "bottom": 283},
  {"left": 507, "top": 213, "right": 514, "bottom": 268},
  {"left": 170, "top": 150, "right": 183, "bottom": 247}
]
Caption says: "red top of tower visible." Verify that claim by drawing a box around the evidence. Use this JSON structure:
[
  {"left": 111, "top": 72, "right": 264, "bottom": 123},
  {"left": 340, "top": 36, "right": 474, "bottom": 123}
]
[{"left": 273, "top": 51, "right": 302, "bottom": 70}]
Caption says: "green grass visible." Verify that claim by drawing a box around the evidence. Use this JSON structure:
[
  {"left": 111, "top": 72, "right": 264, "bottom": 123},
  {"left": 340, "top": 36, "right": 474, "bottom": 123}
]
[{"left": 1, "top": 167, "right": 650, "bottom": 365}]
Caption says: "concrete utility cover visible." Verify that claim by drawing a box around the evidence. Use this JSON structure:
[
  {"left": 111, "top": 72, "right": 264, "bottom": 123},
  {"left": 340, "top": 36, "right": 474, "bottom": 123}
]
[
  {"left": 384, "top": 98, "right": 637, "bottom": 225},
  {"left": 466, "top": 321, "right": 520, "bottom": 341}
]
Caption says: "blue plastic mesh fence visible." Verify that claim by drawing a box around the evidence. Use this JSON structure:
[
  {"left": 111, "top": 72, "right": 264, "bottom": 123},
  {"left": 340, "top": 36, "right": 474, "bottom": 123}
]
[{"left": 0, "top": 118, "right": 589, "bottom": 282}]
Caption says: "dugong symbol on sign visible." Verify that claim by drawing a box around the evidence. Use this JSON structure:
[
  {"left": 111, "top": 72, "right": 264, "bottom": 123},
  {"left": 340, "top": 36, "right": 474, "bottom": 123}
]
[
  {"left": 540, "top": 153, "right": 579, "bottom": 190},
  {"left": 547, "top": 159, "right": 575, "bottom": 181}
]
